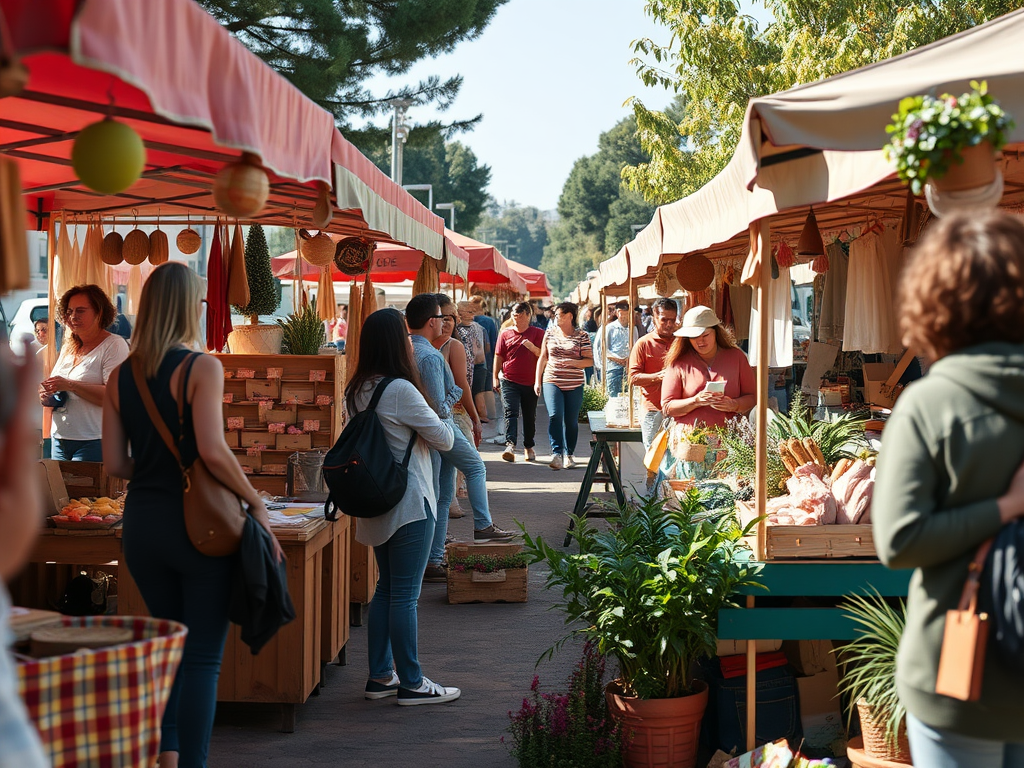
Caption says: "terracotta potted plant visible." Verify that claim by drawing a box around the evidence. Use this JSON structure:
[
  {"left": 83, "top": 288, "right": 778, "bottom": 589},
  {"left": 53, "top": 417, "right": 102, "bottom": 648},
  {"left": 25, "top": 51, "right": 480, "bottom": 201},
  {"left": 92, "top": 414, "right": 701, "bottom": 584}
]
[
  {"left": 836, "top": 591, "right": 912, "bottom": 767},
  {"left": 522, "top": 491, "right": 759, "bottom": 768},
  {"left": 884, "top": 80, "right": 1014, "bottom": 199}
]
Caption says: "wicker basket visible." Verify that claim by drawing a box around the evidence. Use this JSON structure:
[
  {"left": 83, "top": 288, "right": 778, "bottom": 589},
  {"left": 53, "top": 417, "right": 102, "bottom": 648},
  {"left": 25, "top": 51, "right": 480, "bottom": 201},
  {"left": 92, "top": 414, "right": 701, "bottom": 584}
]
[
  {"left": 675, "top": 253, "right": 715, "bottom": 292},
  {"left": 176, "top": 227, "right": 201, "bottom": 255},
  {"left": 334, "top": 236, "right": 373, "bottom": 276},
  {"left": 149, "top": 229, "right": 169, "bottom": 265},
  {"left": 100, "top": 231, "right": 123, "bottom": 265},
  {"left": 300, "top": 230, "right": 335, "bottom": 267},
  {"left": 213, "top": 154, "right": 269, "bottom": 218},
  {"left": 677, "top": 442, "right": 707, "bottom": 463},
  {"left": 123, "top": 228, "right": 150, "bottom": 265},
  {"left": 857, "top": 699, "right": 912, "bottom": 764},
  {"left": 311, "top": 182, "right": 333, "bottom": 228}
]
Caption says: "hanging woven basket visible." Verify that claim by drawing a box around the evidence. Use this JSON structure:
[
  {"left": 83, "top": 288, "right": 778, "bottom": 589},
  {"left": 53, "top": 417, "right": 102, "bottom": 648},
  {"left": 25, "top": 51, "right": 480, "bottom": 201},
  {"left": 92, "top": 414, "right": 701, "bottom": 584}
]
[
  {"left": 675, "top": 254, "right": 714, "bottom": 292},
  {"left": 176, "top": 228, "right": 201, "bottom": 255},
  {"left": 149, "top": 229, "right": 169, "bottom": 265},
  {"left": 213, "top": 153, "right": 269, "bottom": 218},
  {"left": 298, "top": 229, "right": 335, "bottom": 267},
  {"left": 123, "top": 228, "right": 150, "bottom": 265},
  {"left": 334, "top": 236, "right": 374, "bottom": 277},
  {"left": 101, "top": 231, "right": 124, "bottom": 265}
]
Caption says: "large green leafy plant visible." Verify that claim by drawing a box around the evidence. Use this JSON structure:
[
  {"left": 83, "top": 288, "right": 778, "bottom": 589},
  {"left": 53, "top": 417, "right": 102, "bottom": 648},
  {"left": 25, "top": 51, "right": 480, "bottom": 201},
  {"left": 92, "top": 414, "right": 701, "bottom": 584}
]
[
  {"left": 836, "top": 591, "right": 908, "bottom": 753},
  {"left": 884, "top": 81, "right": 1014, "bottom": 195},
  {"left": 523, "top": 491, "right": 760, "bottom": 700}
]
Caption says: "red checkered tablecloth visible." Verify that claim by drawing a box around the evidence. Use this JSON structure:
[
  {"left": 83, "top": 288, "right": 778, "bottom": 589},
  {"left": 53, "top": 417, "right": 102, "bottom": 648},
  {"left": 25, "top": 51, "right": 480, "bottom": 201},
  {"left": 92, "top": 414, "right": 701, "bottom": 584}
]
[{"left": 17, "top": 616, "right": 187, "bottom": 768}]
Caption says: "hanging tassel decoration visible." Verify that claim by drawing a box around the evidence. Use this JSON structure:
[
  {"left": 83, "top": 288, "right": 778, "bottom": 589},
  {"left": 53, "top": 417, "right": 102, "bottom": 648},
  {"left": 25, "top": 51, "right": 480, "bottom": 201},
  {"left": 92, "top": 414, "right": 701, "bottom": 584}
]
[
  {"left": 775, "top": 241, "right": 795, "bottom": 268},
  {"left": 346, "top": 281, "right": 362, "bottom": 372},
  {"left": 811, "top": 251, "right": 830, "bottom": 274}
]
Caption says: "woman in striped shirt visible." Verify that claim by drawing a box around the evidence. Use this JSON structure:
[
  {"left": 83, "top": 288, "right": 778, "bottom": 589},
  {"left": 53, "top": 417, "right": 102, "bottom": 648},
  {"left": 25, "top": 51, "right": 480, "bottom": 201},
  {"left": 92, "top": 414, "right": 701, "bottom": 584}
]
[{"left": 534, "top": 302, "right": 593, "bottom": 470}]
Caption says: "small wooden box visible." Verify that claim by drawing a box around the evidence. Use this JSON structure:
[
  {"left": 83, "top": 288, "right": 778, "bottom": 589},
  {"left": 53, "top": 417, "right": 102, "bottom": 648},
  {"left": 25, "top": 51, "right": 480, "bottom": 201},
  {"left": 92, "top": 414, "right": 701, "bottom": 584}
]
[
  {"left": 245, "top": 379, "right": 280, "bottom": 401},
  {"left": 240, "top": 431, "right": 273, "bottom": 449},
  {"left": 55, "top": 460, "right": 125, "bottom": 500},
  {"left": 235, "top": 451, "right": 262, "bottom": 474},
  {"left": 262, "top": 407, "right": 297, "bottom": 425},
  {"left": 224, "top": 431, "right": 240, "bottom": 448},
  {"left": 280, "top": 383, "right": 315, "bottom": 404},
  {"left": 736, "top": 501, "right": 876, "bottom": 560},
  {"left": 445, "top": 542, "right": 528, "bottom": 604},
  {"left": 276, "top": 433, "right": 312, "bottom": 451}
]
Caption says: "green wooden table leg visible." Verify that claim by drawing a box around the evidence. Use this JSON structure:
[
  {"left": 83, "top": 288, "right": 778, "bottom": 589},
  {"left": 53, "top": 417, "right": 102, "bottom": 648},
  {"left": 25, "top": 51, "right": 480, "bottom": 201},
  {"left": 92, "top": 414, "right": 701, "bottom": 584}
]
[
  {"left": 603, "top": 441, "right": 626, "bottom": 508},
  {"left": 566, "top": 439, "right": 606, "bottom": 546}
]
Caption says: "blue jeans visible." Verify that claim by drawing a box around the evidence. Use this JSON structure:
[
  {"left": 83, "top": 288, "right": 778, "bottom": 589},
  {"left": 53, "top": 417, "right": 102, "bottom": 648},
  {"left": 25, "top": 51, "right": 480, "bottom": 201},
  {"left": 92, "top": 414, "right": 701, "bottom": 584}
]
[
  {"left": 429, "top": 427, "right": 493, "bottom": 565},
  {"left": 52, "top": 438, "right": 102, "bottom": 461},
  {"left": 907, "top": 713, "right": 1024, "bottom": 768},
  {"left": 542, "top": 383, "right": 584, "bottom": 456},
  {"left": 501, "top": 379, "right": 538, "bottom": 449},
  {"left": 368, "top": 514, "right": 434, "bottom": 689},
  {"left": 640, "top": 410, "right": 665, "bottom": 450},
  {"left": 122, "top": 493, "right": 233, "bottom": 767},
  {"left": 605, "top": 366, "right": 624, "bottom": 397}
]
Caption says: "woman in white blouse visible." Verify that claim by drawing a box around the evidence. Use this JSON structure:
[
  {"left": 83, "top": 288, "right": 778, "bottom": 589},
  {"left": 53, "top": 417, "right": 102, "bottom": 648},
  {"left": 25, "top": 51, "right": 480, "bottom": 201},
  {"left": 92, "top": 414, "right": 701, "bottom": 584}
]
[
  {"left": 345, "top": 308, "right": 460, "bottom": 706},
  {"left": 40, "top": 285, "right": 129, "bottom": 461}
]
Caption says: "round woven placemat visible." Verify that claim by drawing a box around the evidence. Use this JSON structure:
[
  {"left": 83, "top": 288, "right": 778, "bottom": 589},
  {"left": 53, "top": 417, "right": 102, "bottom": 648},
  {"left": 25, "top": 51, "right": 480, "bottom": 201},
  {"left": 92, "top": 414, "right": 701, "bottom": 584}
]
[
  {"left": 333, "top": 236, "right": 374, "bottom": 276},
  {"left": 675, "top": 254, "right": 714, "bottom": 292}
]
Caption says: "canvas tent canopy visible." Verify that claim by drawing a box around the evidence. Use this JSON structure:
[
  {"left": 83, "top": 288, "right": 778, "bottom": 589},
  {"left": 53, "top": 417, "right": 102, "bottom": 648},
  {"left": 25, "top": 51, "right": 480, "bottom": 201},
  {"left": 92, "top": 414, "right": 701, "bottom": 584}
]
[{"left": 1, "top": 0, "right": 446, "bottom": 256}]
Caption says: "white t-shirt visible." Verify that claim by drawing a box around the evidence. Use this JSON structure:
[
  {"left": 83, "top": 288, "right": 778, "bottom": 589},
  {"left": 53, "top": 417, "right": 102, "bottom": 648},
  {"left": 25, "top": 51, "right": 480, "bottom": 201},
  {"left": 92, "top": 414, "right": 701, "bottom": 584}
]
[{"left": 50, "top": 334, "right": 129, "bottom": 441}]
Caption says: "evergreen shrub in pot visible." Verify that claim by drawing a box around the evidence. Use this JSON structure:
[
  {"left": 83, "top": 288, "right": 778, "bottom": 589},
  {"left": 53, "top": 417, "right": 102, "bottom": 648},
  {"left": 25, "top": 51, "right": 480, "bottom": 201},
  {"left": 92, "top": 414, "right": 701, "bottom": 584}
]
[{"left": 523, "top": 491, "right": 760, "bottom": 767}]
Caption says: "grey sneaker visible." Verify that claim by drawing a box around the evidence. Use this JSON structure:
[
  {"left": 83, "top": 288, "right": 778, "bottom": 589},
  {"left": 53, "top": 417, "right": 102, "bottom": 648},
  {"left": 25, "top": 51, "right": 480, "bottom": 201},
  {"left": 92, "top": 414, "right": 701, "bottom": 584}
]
[
  {"left": 397, "top": 676, "right": 461, "bottom": 706},
  {"left": 525, "top": 447, "right": 536, "bottom": 462},
  {"left": 565, "top": 455, "right": 578, "bottom": 469},
  {"left": 502, "top": 443, "right": 516, "bottom": 462},
  {"left": 549, "top": 454, "right": 564, "bottom": 470},
  {"left": 474, "top": 524, "right": 516, "bottom": 543},
  {"left": 423, "top": 563, "right": 447, "bottom": 583}
]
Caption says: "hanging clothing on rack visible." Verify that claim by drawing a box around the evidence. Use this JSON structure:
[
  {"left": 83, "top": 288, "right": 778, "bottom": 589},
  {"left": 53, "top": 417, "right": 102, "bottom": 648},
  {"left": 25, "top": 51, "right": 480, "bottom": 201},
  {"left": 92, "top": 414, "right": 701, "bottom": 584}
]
[
  {"left": 748, "top": 265, "right": 793, "bottom": 367},
  {"left": 843, "top": 231, "right": 901, "bottom": 354},
  {"left": 817, "top": 240, "right": 848, "bottom": 345},
  {"left": 729, "top": 284, "right": 752, "bottom": 341}
]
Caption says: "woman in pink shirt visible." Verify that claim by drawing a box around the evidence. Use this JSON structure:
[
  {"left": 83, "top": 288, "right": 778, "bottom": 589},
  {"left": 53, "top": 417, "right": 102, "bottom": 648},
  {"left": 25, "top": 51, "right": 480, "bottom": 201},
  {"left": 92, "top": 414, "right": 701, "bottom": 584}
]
[{"left": 660, "top": 306, "right": 756, "bottom": 430}]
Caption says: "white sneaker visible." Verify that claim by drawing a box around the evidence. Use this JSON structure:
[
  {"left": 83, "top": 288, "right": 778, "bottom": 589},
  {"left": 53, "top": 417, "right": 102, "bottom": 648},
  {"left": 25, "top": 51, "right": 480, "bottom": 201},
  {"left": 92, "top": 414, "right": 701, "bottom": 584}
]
[
  {"left": 549, "top": 454, "right": 564, "bottom": 470},
  {"left": 397, "top": 676, "right": 462, "bottom": 706},
  {"left": 565, "top": 455, "right": 578, "bottom": 469},
  {"left": 502, "top": 443, "right": 516, "bottom": 462}
]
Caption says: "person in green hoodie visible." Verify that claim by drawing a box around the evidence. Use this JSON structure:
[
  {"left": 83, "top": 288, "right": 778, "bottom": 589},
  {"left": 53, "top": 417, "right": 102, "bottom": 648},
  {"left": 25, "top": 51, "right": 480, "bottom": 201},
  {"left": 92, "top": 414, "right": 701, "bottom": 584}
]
[{"left": 874, "top": 210, "right": 1024, "bottom": 766}]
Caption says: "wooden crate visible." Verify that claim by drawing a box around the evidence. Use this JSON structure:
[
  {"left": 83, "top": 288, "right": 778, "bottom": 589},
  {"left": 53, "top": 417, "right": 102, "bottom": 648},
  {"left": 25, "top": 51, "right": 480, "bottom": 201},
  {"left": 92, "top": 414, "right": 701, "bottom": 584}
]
[
  {"left": 736, "top": 501, "right": 876, "bottom": 561},
  {"left": 445, "top": 542, "right": 528, "bottom": 604},
  {"left": 55, "top": 461, "right": 126, "bottom": 500}
]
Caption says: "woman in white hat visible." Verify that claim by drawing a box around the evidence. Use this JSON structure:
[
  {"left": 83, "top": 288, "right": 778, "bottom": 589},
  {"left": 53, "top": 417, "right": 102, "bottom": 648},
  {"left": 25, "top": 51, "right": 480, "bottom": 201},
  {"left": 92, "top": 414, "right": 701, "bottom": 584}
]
[{"left": 660, "top": 305, "right": 756, "bottom": 429}]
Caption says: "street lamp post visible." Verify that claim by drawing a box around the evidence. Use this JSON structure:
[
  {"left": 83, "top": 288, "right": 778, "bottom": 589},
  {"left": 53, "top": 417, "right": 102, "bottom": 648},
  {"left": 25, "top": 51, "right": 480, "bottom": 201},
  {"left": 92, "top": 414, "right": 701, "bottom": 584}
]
[
  {"left": 403, "top": 184, "right": 433, "bottom": 211},
  {"left": 389, "top": 98, "right": 412, "bottom": 184},
  {"left": 435, "top": 202, "right": 456, "bottom": 232}
]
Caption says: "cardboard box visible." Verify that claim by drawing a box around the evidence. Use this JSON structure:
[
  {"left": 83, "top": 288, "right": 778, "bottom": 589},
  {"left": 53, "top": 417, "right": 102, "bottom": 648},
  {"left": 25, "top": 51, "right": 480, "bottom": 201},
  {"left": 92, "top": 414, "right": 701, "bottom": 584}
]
[
  {"left": 276, "top": 433, "right": 312, "bottom": 451},
  {"left": 783, "top": 639, "right": 833, "bottom": 676},
  {"left": 797, "top": 649, "right": 845, "bottom": 750},
  {"left": 245, "top": 379, "right": 280, "bottom": 400},
  {"left": 863, "top": 362, "right": 898, "bottom": 408}
]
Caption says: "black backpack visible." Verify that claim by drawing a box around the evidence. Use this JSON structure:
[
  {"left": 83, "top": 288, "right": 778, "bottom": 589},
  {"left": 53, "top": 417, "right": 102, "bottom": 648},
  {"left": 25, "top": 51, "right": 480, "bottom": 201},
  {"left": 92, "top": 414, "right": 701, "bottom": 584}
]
[
  {"left": 322, "top": 378, "right": 416, "bottom": 520},
  {"left": 982, "top": 519, "right": 1024, "bottom": 673}
]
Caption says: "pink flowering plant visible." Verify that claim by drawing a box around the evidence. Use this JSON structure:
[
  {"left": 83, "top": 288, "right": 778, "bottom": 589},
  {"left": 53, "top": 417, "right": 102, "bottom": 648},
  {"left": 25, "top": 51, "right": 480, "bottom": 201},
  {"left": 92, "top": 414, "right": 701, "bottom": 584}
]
[
  {"left": 884, "top": 80, "right": 1014, "bottom": 195},
  {"left": 504, "top": 642, "right": 626, "bottom": 768}
]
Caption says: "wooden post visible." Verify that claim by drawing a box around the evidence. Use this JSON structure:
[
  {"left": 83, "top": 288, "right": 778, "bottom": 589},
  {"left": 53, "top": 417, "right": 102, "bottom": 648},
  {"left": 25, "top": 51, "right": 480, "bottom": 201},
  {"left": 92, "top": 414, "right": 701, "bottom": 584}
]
[
  {"left": 749, "top": 217, "right": 771, "bottom": 752},
  {"left": 628, "top": 276, "right": 638, "bottom": 428},
  {"left": 601, "top": 291, "right": 609, "bottom": 394}
]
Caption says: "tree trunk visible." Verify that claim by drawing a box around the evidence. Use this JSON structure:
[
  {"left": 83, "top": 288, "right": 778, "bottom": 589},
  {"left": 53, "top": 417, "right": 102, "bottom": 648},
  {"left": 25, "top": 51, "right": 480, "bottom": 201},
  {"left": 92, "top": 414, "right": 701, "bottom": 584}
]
[{"left": 249, "top": 313, "right": 258, "bottom": 325}]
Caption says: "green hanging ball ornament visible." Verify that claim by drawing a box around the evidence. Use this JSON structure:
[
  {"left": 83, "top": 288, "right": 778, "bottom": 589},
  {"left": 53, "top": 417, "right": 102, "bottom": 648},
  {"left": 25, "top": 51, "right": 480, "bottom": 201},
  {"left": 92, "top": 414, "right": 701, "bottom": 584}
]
[{"left": 71, "top": 118, "right": 146, "bottom": 194}]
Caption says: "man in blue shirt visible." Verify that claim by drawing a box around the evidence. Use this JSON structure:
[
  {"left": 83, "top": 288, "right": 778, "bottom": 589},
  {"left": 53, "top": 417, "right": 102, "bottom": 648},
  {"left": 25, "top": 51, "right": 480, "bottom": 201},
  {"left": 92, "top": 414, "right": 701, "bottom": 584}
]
[
  {"left": 406, "top": 295, "right": 514, "bottom": 583},
  {"left": 593, "top": 300, "right": 636, "bottom": 397}
]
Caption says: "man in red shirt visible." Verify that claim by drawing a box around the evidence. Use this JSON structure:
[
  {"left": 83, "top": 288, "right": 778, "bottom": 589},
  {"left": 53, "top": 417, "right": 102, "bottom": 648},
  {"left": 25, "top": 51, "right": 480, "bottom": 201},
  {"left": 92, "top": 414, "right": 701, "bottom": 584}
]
[
  {"left": 628, "top": 297, "right": 678, "bottom": 448},
  {"left": 493, "top": 301, "right": 544, "bottom": 462}
]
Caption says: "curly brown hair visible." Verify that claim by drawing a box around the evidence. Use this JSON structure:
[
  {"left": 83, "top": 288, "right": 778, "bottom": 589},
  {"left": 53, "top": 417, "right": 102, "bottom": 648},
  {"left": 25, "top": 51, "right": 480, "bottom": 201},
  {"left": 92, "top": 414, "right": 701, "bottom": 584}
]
[
  {"left": 57, "top": 284, "right": 116, "bottom": 350},
  {"left": 898, "top": 212, "right": 1024, "bottom": 362}
]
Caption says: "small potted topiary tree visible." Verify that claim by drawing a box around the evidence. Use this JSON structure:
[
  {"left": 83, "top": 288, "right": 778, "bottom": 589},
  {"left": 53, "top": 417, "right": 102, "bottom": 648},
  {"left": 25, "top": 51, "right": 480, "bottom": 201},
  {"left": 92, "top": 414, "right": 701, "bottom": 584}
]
[{"left": 228, "top": 223, "right": 284, "bottom": 353}]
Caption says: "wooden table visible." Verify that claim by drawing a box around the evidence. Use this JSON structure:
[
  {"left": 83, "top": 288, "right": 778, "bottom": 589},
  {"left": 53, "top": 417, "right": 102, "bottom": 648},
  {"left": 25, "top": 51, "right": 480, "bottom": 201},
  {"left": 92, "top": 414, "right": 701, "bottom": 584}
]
[
  {"left": 717, "top": 557, "right": 912, "bottom": 751},
  {"left": 18, "top": 516, "right": 350, "bottom": 733},
  {"left": 565, "top": 422, "right": 643, "bottom": 546}
]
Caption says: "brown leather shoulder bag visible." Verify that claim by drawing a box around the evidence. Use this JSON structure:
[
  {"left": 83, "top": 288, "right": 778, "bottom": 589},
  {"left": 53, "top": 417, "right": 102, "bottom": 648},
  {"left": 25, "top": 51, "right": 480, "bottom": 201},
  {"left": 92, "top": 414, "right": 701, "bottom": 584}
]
[{"left": 131, "top": 353, "right": 246, "bottom": 557}]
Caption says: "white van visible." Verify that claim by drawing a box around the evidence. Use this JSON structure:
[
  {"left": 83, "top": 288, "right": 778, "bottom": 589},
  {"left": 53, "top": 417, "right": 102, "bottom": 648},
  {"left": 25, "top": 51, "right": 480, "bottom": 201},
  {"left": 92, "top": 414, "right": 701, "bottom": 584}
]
[{"left": 8, "top": 297, "right": 49, "bottom": 354}]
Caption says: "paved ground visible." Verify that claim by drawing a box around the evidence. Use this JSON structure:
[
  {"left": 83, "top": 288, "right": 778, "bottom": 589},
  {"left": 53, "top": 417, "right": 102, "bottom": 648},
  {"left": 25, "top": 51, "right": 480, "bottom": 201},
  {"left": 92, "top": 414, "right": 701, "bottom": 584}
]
[{"left": 208, "top": 408, "right": 602, "bottom": 767}]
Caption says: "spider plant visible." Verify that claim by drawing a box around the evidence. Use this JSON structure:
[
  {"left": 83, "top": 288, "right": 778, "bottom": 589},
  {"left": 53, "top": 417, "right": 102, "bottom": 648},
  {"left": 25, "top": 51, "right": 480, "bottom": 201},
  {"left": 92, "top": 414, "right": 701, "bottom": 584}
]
[
  {"left": 836, "top": 590, "right": 907, "bottom": 754},
  {"left": 278, "top": 296, "right": 326, "bottom": 355}
]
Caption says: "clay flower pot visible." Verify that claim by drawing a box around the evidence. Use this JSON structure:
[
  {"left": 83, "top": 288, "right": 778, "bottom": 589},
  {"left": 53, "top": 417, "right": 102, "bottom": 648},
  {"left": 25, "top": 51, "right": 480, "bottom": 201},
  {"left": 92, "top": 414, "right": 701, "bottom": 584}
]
[
  {"left": 606, "top": 680, "right": 708, "bottom": 768},
  {"left": 934, "top": 141, "right": 996, "bottom": 192}
]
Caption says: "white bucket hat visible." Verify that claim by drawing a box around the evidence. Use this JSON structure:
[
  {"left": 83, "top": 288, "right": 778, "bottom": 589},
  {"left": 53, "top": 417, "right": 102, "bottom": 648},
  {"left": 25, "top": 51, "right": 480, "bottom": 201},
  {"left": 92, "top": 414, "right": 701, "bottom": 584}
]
[{"left": 674, "top": 305, "right": 721, "bottom": 338}]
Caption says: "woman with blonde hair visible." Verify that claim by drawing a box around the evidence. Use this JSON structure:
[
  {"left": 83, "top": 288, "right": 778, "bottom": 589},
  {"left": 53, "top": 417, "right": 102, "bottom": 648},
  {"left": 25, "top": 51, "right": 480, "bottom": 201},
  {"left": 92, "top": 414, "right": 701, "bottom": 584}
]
[
  {"left": 41, "top": 284, "right": 129, "bottom": 460},
  {"left": 874, "top": 211, "right": 1024, "bottom": 766},
  {"left": 103, "top": 262, "right": 280, "bottom": 768}
]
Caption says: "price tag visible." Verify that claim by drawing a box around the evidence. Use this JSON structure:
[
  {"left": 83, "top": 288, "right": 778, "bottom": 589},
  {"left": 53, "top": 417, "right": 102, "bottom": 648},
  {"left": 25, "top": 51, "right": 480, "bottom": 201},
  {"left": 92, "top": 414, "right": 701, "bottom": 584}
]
[
  {"left": 258, "top": 399, "right": 273, "bottom": 411},
  {"left": 303, "top": 419, "right": 320, "bottom": 433},
  {"left": 266, "top": 367, "right": 283, "bottom": 379},
  {"left": 226, "top": 416, "right": 245, "bottom": 430},
  {"left": 309, "top": 369, "right": 327, "bottom": 382},
  {"left": 223, "top": 370, "right": 234, "bottom": 379},
  {"left": 237, "top": 368, "right": 256, "bottom": 379},
  {"left": 222, "top": 393, "right": 233, "bottom": 404},
  {"left": 315, "top": 395, "right": 333, "bottom": 406},
  {"left": 246, "top": 446, "right": 263, "bottom": 456},
  {"left": 268, "top": 422, "right": 286, "bottom": 434}
]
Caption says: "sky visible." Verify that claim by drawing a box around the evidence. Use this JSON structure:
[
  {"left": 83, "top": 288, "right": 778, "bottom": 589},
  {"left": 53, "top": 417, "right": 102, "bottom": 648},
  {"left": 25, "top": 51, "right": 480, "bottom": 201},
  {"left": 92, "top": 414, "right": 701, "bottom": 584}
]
[{"left": 363, "top": 0, "right": 678, "bottom": 213}]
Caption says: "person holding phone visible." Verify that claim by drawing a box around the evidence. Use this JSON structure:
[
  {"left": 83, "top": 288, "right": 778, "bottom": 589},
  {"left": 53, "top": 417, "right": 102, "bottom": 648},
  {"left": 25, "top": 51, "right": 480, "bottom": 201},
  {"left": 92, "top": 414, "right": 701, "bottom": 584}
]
[{"left": 660, "top": 305, "right": 755, "bottom": 429}]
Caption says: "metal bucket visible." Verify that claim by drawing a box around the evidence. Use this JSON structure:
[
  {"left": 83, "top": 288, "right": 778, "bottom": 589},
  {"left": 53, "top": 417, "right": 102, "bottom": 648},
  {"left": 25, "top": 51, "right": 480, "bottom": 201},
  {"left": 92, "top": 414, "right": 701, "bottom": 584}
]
[{"left": 287, "top": 450, "right": 328, "bottom": 502}]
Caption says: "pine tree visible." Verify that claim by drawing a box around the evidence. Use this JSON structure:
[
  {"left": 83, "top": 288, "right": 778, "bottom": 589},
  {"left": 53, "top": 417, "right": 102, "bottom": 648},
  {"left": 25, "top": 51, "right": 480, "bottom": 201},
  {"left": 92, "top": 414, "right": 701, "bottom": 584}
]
[{"left": 233, "top": 224, "right": 280, "bottom": 323}]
